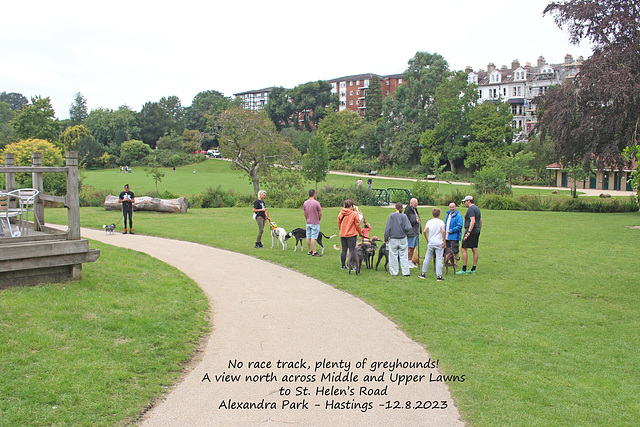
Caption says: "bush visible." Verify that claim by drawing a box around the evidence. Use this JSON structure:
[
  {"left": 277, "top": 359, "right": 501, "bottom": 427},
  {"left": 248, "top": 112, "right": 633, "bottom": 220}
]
[
  {"left": 143, "top": 150, "right": 206, "bottom": 168},
  {"left": 473, "top": 165, "right": 512, "bottom": 195},
  {"left": 200, "top": 186, "right": 238, "bottom": 208},
  {"left": 477, "top": 194, "right": 523, "bottom": 211},
  {"left": 80, "top": 184, "right": 113, "bottom": 207},
  {"left": 411, "top": 181, "right": 437, "bottom": 205}
]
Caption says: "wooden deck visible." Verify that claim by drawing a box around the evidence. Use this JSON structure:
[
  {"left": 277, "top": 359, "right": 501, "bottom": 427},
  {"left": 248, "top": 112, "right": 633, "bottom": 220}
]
[{"left": 0, "top": 151, "right": 100, "bottom": 288}]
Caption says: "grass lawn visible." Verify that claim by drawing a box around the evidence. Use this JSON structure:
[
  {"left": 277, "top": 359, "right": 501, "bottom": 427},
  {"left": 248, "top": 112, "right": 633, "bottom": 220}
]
[
  {"left": 81, "top": 159, "right": 574, "bottom": 198},
  {"left": 41, "top": 204, "right": 640, "bottom": 426},
  {"left": 0, "top": 241, "right": 209, "bottom": 426}
]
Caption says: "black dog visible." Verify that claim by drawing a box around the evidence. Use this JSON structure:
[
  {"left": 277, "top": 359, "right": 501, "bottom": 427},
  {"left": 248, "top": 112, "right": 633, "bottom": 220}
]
[
  {"left": 284, "top": 228, "right": 336, "bottom": 253},
  {"left": 348, "top": 244, "right": 365, "bottom": 275},
  {"left": 375, "top": 242, "right": 389, "bottom": 271},
  {"left": 357, "top": 241, "right": 377, "bottom": 269},
  {"left": 102, "top": 223, "right": 116, "bottom": 235}
]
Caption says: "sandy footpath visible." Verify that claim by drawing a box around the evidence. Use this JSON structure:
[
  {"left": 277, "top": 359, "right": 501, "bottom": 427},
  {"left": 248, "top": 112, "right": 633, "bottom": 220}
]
[{"left": 55, "top": 225, "right": 466, "bottom": 426}]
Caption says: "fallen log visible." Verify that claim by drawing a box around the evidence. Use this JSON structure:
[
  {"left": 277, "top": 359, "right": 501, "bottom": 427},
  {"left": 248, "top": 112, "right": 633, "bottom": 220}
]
[{"left": 104, "top": 195, "right": 188, "bottom": 213}]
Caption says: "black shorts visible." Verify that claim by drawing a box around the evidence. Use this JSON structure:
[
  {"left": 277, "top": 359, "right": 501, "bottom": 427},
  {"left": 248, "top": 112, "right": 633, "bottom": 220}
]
[{"left": 462, "top": 233, "right": 480, "bottom": 249}]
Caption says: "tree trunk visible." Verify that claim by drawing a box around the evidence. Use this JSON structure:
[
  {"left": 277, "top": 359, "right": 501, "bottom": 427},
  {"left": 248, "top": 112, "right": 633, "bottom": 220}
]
[
  {"left": 448, "top": 159, "right": 456, "bottom": 174},
  {"left": 104, "top": 195, "right": 188, "bottom": 213}
]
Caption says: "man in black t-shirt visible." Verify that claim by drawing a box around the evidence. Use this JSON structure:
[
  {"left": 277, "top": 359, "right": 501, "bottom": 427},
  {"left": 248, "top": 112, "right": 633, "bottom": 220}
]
[
  {"left": 118, "top": 184, "right": 135, "bottom": 234},
  {"left": 457, "top": 195, "right": 481, "bottom": 274}
]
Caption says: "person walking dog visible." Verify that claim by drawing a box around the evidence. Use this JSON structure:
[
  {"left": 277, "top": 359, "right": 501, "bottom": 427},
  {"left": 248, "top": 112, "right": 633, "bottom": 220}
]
[{"left": 118, "top": 184, "right": 135, "bottom": 234}]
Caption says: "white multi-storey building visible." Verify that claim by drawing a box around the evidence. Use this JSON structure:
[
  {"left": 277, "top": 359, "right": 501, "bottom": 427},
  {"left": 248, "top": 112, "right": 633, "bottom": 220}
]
[{"left": 469, "top": 55, "right": 583, "bottom": 140}]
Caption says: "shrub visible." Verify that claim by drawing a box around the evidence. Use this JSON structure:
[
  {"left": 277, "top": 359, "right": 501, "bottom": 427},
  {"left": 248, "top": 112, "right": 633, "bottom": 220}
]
[
  {"left": 473, "top": 165, "right": 512, "bottom": 195},
  {"left": 411, "top": 181, "right": 437, "bottom": 205},
  {"left": 477, "top": 194, "right": 523, "bottom": 210},
  {"left": 79, "top": 184, "right": 113, "bottom": 207},
  {"left": 200, "top": 186, "right": 237, "bottom": 208}
]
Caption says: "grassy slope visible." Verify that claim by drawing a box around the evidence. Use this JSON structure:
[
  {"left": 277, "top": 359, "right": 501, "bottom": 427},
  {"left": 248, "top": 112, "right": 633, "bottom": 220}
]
[{"left": 44, "top": 204, "right": 640, "bottom": 426}]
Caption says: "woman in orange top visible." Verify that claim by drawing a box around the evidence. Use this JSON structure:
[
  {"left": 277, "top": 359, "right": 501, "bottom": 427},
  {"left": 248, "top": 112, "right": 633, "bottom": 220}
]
[{"left": 337, "top": 199, "right": 362, "bottom": 270}]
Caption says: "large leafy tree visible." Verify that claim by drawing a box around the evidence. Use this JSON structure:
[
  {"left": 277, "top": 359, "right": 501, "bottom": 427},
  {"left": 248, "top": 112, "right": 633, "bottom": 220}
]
[
  {"left": 0, "top": 101, "right": 17, "bottom": 149},
  {"left": 390, "top": 51, "right": 450, "bottom": 131},
  {"left": 539, "top": 0, "right": 640, "bottom": 168},
  {"left": 11, "top": 96, "right": 60, "bottom": 144},
  {"left": 159, "top": 95, "right": 184, "bottom": 135},
  {"left": 420, "top": 71, "right": 478, "bottom": 173},
  {"left": 138, "top": 101, "right": 173, "bottom": 149},
  {"left": 264, "top": 87, "right": 294, "bottom": 131},
  {"left": 288, "top": 81, "right": 338, "bottom": 131},
  {"left": 465, "top": 102, "right": 513, "bottom": 170},
  {"left": 184, "top": 90, "right": 236, "bottom": 132},
  {"left": 316, "top": 110, "right": 363, "bottom": 160},
  {"left": 0, "top": 92, "right": 28, "bottom": 111},
  {"left": 364, "top": 75, "right": 383, "bottom": 122},
  {"left": 85, "top": 106, "right": 140, "bottom": 153},
  {"left": 69, "top": 92, "right": 88, "bottom": 126},
  {"left": 215, "top": 107, "right": 300, "bottom": 195}
]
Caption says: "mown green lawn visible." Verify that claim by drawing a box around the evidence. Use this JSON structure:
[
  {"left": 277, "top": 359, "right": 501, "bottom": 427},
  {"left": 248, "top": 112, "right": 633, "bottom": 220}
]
[
  {"left": 41, "top": 205, "right": 640, "bottom": 427},
  {"left": 0, "top": 241, "right": 209, "bottom": 426},
  {"left": 81, "top": 160, "right": 573, "bottom": 198}
]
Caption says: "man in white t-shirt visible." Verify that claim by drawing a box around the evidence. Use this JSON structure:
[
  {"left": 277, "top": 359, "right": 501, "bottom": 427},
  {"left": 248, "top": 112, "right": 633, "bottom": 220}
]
[{"left": 418, "top": 207, "right": 446, "bottom": 281}]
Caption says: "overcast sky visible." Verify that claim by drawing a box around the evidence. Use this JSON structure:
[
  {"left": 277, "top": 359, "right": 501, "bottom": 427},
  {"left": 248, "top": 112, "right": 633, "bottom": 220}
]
[{"left": 1, "top": 0, "right": 593, "bottom": 119}]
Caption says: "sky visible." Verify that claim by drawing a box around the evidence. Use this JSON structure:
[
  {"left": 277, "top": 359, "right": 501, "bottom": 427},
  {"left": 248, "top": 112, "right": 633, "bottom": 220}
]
[{"left": 1, "top": 0, "right": 593, "bottom": 120}]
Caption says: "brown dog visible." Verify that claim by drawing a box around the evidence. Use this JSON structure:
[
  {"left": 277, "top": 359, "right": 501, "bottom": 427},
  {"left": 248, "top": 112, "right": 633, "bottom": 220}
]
[{"left": 443, "top": 247, "right": 457, "bottom": 274}]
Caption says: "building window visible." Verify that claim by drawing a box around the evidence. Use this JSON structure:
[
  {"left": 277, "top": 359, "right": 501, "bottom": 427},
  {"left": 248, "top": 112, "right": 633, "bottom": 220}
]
[
  {"left": 356, "top": 100, "right": 360, "bottom": 105},
  {"left": 356, "top": 90, "right": 360, "bottom": 95},
  {"left": 503, "top": 88, "right": 507, "bottom": 96},
  {"left": 350, "top": 100, "right": 353, "bottom": 105},
  {"left": 356, "top": 80, "right": 360, "bottom": 85},
  {"left": 386, "top": 80, "right": 390, "bottom": 85},
  {"left": 350, "top": 81, "right": 353, "bottom": 86},
  {"left": 386, "top": 90, "right": 390, "bottom": 95},
  {"left": 350, "top": 91, "right": 353, "bottom": 96},
  {"left": 479, "top": 89, "right": 483, "bottom": 98},
  {"left": 340, "top": 82, "right": 346, "bottom": 88},
  {"left": 398, "top": 78, "right": 403, "bottom": 84}
]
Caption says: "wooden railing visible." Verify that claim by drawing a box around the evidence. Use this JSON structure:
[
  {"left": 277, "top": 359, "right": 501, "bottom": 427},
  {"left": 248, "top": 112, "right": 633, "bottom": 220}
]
[{"left": 1, "top": 151, "right": 80, "bottom": 240}]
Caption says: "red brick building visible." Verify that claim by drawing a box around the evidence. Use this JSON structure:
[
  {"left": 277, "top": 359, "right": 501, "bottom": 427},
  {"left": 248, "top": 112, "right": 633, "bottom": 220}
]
[{"left": 328, "top": 73, "right": 404, "bottom": 117}]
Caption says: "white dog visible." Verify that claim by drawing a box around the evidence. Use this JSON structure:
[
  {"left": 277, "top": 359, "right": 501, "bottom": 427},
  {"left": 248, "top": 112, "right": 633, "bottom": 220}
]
[{"left": 270, "top": 221, "right": 287, "bottom": 250}]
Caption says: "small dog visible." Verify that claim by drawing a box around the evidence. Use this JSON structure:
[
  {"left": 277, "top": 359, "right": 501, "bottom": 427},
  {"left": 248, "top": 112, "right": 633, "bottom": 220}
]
[
  {"left": 284, "top": 228, "right": 336, "bottom": 253},
  {"left": 348, "top": 244, "right": 365, "bottom": 275},
  {"left": 443, "top": 247, "right": 458, "bottom": 274},
  {"left": 375, "top": 242, "right": 389, "bottom": 271},
  {"left": 269, "top": 221, "right": 287, "bottom": 250},
  {"left": 102, "top": 224, "right": 116, "bottom": 235}
]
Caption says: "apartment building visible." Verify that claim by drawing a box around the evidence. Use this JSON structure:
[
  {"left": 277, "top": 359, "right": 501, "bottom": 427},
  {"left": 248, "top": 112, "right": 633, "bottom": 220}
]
[
  {"left": 328, "top": 73, "right": 404, "bottom": 117},
  {"left": 469, "top": 55, "right": 583, "bottom": 140},
  {"left": 233, "top": 88, "right": 273, "bottom": 111}
]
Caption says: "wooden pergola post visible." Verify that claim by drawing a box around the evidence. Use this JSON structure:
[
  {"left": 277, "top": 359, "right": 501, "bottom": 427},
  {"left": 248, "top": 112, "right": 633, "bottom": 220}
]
[
  {"left": 65, "top": 151, "right": 82, "bottom": 279},
  {"left": 31, "top": 152, "right": 44, "bottom": 231}
]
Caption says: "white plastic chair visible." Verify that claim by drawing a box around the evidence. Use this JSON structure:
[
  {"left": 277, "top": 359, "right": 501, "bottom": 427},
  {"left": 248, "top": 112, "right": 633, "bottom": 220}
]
[
  {"left": 10, "top": 188, "right": 41, "bottom": 235},
  {"left": 0, "top": 192, "right": 22, "bottom": 237}
]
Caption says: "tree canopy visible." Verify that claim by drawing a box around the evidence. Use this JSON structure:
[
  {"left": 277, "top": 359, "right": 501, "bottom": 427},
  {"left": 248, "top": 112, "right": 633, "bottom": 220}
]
[
  {"left": 11, "top": 96, "right": 60, "bottom": 143},
  {"left": 539, "top": 0, "right": 640, "bottom": 168},
  {"left": 215, "top": 107, "right": 300, "bottom": 195}
]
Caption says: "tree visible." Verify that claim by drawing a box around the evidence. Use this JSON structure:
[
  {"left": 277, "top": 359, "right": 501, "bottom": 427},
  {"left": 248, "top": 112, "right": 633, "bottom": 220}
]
[
  {"left": 138, "top": 101, "right": 172, "bottom": 148},
  {"left": 69, "top": 92, "right": 88, "bottom": 126},
  {"left": 288, "top": 81, "right": 338, "bottom": 131},
  {"left": 0, "top": 92, "right": 28, "bottom": 111},
  {"left": 159, "top": 95, "right": 185, "bottom": 135},
  {"left": 119, "top": 139, "right": 151, "bottom": 166},
  {"left": 85, "top": 106, "right": 140, "bottom": 152},
  {"left": 364, "top": 75, "right": 383, "bottom": 121},
  {"left": 316, "top": 110, "right": 362, "bottom": 160},
  {"left": 0, "top": 101, "right": 17, "bottom": 150},
  {"left": 420, "top": 71, "right": 478, "bottom": 173},
  {"left": 465, "top": 102, "right": 513, "bottom": 170},
  {"left": 145, "top": 160, "right": 165, "bottom": 194},
  {"left": 540, "top": 0, "right": 640, "bottom": 168},
  {"left": 522, "top": 134, "right": 554, "bottom": 180},
  {"left": 493, "top": 151, "right": 536, "bottom": 185},
  {"left": 303, "top": 134, "right": 329, "bottom": 189},
  {"left": 280, "top": 128, "right": 311, "bottom": 154},
  {"left": 181, "top": 129, "right": 201, "bottom": 153},
  {"left": 59, "top": 125, "right": 92, "bottom": 151},
  {"left": 2, "top": 139, "right": 65, "bottom": 193},
  {"left": 623, "top": 145, "right": 640, "bottom": 202},
  {"left": 390, "top": 52, "right": 450, "bottom": 131},
  {"left": 215, "top": 107, "right": 300, "bottom": 195},
  {"left": 184, "top": 90, "right": 237, "bottom": 132},
  {"left": 11, "top": 96, "right": 60, "bottom": 143},
  {"left": 265, "top": 87, "right": 294, "bottom": 131}
]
